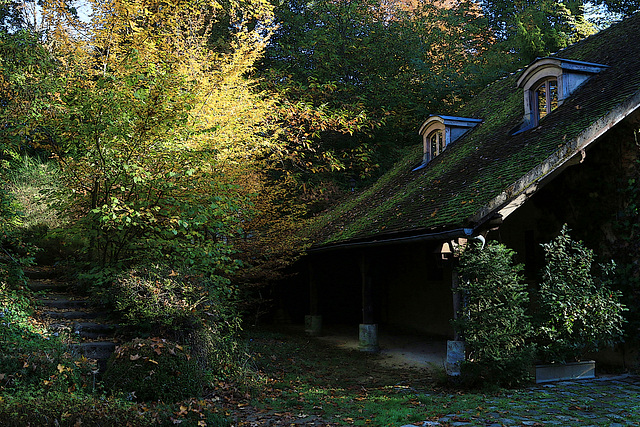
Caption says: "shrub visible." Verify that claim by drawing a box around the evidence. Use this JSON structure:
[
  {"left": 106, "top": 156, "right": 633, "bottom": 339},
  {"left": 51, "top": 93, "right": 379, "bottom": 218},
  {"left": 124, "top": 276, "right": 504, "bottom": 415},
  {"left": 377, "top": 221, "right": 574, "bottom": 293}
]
[
  {"left": 454, "top": 241, "right": 534, "bottom": 387},
  {"left": 536, "top": 225, "right": 626, "bottom": 363},
  {"left": 5, "top": 154, "right": 68, "bottom": 232},
  {"left": 0, "top": 390, "right": 154, "bottom": 426},
  {"left": 103, "top": 337, "right": 204, "bottom": 402},
  {"left": 110, "top": 267, "right": 207, "bottom": 332},
  {"left": 105, "top": 265, "right": 244, "bottom": 379}
]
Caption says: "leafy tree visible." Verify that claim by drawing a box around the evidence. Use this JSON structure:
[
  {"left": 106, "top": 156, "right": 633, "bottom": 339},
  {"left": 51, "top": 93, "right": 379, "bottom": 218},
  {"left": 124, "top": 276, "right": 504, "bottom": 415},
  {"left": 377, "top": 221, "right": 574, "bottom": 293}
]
[
  {"left": 590, "top": 0, "right": 640, "bottom": 16},
  {"left": 477, "top": 0, "right": 595, "bottom": 67},
  {"left": 0, "top": 0, "right": 277, "bottom": 269},
  {"left": 259, "top": 0, "right": 493, "bottom": 213}
]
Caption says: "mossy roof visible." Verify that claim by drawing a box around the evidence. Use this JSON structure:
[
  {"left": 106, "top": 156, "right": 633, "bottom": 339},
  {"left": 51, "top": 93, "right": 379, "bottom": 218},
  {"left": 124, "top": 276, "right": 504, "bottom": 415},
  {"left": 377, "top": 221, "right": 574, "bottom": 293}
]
[{"left": 310, "top": 13, "right": 640, "bottom": 249}]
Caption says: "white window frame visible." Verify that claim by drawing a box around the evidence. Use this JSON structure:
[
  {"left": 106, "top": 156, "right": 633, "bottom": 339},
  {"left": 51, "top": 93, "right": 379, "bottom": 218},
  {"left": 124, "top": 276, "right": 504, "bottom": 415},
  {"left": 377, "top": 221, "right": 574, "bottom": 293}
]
[{"left": 531, "top": 78, "right": 559, "bottom": 126}]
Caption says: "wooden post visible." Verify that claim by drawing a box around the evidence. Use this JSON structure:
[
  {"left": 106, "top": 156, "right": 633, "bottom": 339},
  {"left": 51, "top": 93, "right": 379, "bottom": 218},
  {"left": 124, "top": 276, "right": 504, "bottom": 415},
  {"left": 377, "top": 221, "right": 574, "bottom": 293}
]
[
  {"left": 447, "top": 247, "right": 464, "bottom": 376},
  {"left": 358, "top": 252, "right": 379, "bottom": 352},
  {"left": 309, "top": 262, "right": 318, "bottom": 316},
  {"left": 451, "top": 267, "right": 461, "bottom": 341},
  {"left": 305, "top": 261, "right": 322, "bottom": 336},
  {"left": 360, "top": 253, "right": 374, "bottom": 324}
]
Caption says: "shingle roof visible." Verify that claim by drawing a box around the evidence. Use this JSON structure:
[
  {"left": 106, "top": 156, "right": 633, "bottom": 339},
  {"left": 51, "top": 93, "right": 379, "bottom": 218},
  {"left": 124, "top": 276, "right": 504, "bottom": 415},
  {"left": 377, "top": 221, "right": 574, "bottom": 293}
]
[{"left": 310, "top": 13, "right": 640, "bottom": 249}]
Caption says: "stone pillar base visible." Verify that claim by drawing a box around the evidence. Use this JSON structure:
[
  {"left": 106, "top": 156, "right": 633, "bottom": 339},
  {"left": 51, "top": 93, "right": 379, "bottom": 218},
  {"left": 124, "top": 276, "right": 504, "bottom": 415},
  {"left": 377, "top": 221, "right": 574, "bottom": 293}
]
[
  {"left": 304, "top": 315, "right": 322, "bottom": 336},
  {"left": 359, "top": 323, "right": 380, "bottom": 352},
  {"left": 446, "top": 340, "right": 465, "bottom": 376}
]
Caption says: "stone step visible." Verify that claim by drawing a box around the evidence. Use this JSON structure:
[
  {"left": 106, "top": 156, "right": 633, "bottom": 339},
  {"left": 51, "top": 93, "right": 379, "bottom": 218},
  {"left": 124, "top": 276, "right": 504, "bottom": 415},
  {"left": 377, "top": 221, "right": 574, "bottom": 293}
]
[
  {"left": 48, "top": 321, "right": 118, "bottom": 339},
  {"left": 44, "top": 310, "right": 105, "bottom": 320},
  {"left": 28, "top": 280, "right": 69, "bottom": 292},
  {"left": 72, "top": 341, "right": 116, "bottom": 360},
  {"left": 24, "top": 266, "right": 63, "bottom": 280},
  {"left": 75, "top": 322, "right": 117, "bottom": 339},
  {"left": 38, "top": 296, "right": 90, "bottom": 310}
]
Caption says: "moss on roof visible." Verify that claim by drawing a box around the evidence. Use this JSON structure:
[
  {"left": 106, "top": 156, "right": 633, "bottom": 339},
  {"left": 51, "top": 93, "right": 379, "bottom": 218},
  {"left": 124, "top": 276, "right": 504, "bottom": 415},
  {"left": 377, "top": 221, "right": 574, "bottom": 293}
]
[{"left": 311, "top": 13, "right": 640, "bottom": 248}]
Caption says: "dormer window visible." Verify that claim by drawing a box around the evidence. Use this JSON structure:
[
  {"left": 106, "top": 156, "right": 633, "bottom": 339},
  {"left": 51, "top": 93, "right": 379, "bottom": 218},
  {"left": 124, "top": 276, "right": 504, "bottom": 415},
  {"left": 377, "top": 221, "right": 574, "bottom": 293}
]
[
  {"left": 515, "top": 57, "right": 608, "bottom": 133},
  {"left": 428, "top": 130, "right": 445, "bottom": 161},
  {"left": 533, "top": 78, "right": 559, "bottom": 125},
  {"left": 414, "top": 115, "right": 482, "bottom": 170}
]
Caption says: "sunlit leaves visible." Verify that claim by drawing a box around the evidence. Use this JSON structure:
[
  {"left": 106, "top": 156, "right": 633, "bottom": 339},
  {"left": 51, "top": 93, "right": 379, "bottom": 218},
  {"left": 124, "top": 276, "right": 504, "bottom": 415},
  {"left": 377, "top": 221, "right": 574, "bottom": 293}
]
[{"left": 1, "top": 0, "right": 281, "bottom": 269}]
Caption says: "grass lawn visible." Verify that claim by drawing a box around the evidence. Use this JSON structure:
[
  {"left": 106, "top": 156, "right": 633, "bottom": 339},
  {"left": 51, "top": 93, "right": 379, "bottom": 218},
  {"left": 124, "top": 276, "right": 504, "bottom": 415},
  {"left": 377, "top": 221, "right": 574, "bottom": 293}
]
[{"left": 228, "top": 326, "right": 640, "bottom": 426}]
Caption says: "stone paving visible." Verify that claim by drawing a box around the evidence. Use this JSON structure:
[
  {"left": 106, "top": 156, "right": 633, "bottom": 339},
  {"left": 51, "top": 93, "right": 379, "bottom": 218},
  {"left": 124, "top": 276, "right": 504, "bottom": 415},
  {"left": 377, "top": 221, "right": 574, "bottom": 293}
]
[{"left": 403, "top": 375, "right": 640, "bottom": 427}]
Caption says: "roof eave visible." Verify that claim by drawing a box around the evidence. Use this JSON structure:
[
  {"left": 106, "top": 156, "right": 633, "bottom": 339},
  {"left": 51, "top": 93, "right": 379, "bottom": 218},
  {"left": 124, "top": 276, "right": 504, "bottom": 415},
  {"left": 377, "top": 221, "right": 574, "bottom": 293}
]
[
  {"left": 468, "top": 89, "right": 640, "bottom": 227},
  {"left": 308, "top": 227, "right": 475, "bottom": 254}
]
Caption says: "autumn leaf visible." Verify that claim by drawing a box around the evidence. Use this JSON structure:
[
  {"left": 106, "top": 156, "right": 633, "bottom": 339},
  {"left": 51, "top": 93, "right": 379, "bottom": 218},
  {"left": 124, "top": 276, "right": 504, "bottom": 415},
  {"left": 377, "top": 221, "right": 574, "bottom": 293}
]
[{"left": 130, "top": 354, "right": 141, "bottom": 361}]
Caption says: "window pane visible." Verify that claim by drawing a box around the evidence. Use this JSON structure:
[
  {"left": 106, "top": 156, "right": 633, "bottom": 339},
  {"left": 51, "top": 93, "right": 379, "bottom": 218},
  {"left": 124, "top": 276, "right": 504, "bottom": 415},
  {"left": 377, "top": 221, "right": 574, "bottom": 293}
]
[
  {"left": 430, "top": 131, "right": 442, "bottom": 157},
  {"left": 536, "top": 83, "right": 548, "bottom": 119},
  {"left": 549, "top": 79, "right": 558, "bottom": 112}
]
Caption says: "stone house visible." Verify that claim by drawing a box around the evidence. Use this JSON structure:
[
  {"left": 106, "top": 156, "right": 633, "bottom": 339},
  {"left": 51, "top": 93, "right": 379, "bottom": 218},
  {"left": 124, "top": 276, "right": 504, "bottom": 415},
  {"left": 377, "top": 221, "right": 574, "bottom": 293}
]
[{"left": 295, "top": 14, "right": 640, "bottom": 362}]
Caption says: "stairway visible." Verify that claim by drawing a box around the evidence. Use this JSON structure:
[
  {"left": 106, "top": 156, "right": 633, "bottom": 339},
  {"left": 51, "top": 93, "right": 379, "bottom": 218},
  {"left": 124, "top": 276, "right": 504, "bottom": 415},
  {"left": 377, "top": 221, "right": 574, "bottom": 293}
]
[{"left": 26, "top": 265, "right": 120, "bottom": 372}]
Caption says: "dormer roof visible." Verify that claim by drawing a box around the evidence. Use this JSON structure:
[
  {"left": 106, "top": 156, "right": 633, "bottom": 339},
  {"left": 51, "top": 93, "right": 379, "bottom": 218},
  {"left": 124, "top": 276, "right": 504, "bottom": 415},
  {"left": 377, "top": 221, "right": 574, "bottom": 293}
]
[
  {"left": 418, "top": 115, "right": 483, "bottom": 136},
  {"left": 516, "top": 57, "right": 609, "bottom": 90}
]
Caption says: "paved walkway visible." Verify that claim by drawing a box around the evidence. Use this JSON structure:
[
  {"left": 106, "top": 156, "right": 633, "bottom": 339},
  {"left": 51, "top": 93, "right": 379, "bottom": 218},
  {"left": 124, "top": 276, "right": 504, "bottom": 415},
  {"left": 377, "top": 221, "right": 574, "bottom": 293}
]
[{"left": 403, "top": 375, "right": 640, "bottom": 427}]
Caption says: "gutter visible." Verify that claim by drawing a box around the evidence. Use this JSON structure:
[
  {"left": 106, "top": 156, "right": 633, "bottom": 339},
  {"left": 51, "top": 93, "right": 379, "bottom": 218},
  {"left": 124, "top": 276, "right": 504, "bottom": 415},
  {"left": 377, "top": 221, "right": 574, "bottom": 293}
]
[{"left": 307, "top": 227, "right": 475, "bottom": 254}]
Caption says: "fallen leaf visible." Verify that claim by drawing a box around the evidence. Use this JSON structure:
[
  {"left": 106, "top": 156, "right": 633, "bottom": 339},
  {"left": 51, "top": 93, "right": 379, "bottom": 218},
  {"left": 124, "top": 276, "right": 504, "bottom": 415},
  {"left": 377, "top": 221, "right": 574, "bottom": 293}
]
[{"left": 130, "top": 354, "right": 141, "bottom": 361}]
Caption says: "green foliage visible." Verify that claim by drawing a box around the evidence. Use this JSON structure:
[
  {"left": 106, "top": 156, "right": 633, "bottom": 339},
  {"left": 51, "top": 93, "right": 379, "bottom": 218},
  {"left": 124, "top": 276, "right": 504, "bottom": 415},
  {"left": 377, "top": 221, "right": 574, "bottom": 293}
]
[
  {"left": 111, "top": 267, "right": 211, "bottom": 331},
  {"left": 109, "top": 265, "right": 237, "bottom": 330},
  {"left": 0, "top": 281, "right": 97, "bottom": 394},
  {"left": 454, "top": 241, "right": 534, "bottom": 387},
  {"left": 479, "top": 0, "right": 595, "bottom": 67},
  {"left": 259, "top": 0, "right": 493, "bottom": 213},
  {"left": 590, "top": 0, "right": 640, "bottom": 16},
  {"left": 0, "top": 388, "right": 233, "bottom": 426},
  {"left": 536, "top": 225, "right": 626, "bottom": 363},
  {"left": 610, "top": 166, "right": 640, "bottom": 342},
  {"left": 106, "top": 265, "right": 246, "bottom": 380},
  {"left": 0, "top": 0, "right": 276, "bottom": 282},
  {"left": 0, "top": 390, "right": 154, "bottom": 426},
  {"left": 103, "top": 337, "right": 204, "bottom": 402},
  {"left": 5, "top": 155, "right": 69, "bottom": 261}
]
